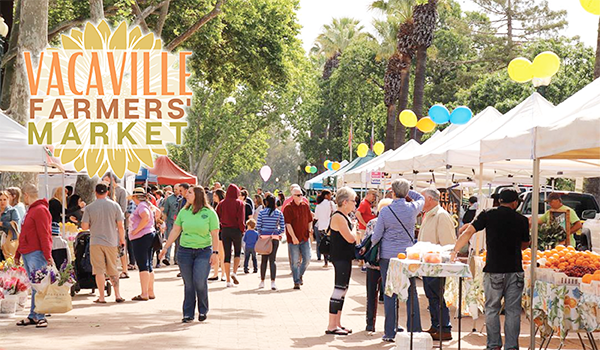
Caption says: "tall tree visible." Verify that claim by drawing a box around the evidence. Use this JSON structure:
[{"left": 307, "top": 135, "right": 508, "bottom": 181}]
[
  {"left": 411, "top": 0, "right": 438, "bottom": 141},
  {"left": 472, "top": 0, "right": 567, "bottom": 57},
  {"left": 596, "top": 17, "right": 600, "bottom": 80},
  {"left": 371, "top": 0, "right": 417, "bottom": 149}
]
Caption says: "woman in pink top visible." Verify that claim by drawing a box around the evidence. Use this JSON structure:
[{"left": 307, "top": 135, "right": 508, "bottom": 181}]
[{"left": 129, "top": 188, "right": 156, "bottom": 301}]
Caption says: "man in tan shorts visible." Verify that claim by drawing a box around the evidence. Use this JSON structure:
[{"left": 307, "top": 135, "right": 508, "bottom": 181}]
[{"left": 81, "top": 183, "right": 126, "bottom": 303}]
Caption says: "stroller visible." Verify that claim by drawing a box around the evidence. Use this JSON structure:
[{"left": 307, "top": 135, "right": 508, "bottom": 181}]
[{"left": 70, "top": 231, "right": 111, "bottom": 297}]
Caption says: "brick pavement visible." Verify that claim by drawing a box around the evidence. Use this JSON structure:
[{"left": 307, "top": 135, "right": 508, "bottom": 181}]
[{"left": 0, "top": 242, "right": 589, "bottom": 349}]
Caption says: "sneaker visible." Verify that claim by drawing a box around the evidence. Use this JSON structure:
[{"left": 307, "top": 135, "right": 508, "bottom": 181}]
[
  {"left": 258, "top": 281, "right": 265, "bottom": 289},
  {"left": 198, "top": 314, "right": 207, "bottom": 322},
  {"left": 300, "top": 276, "right": 303, "bottom": 285},
  {"left": 366, "top": 325, "right": 375, "bottom": 332},
  {"left": 271, "top": 281, "right": 277, "bottom": 290},
  {"left": 226, "top": 282, "right": 235, "bottom": 288},
  {"left": 244, "top": 270, "right": 250, "bottom": 274},
  {"left": 382, "top": 337, "right": 395, "bottom": 343},
  {"left": 293, "top": 283, "right": 301, "bottom": 290},
  {"left": 231, "top": 274, "right": 239, "bottom": 285},
  {"left": 162, "top": 259, "right": 171, "bottom": 266},
  {"left": 253, "top": 270, "right": 258, "bottom": 273}
]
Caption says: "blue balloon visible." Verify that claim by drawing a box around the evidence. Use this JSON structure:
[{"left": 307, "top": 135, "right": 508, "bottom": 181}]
[
  {"left": 428, "top": 104, "right": 450, "bottom": 124},
  {"left": 327, "top": 162, "right": 334, "bottom": 170},
  {"left": 450, "top": 106, "right": 472, "bottom": 125}
]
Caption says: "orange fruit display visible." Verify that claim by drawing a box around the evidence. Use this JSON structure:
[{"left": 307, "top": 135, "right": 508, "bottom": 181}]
[
  {"left": 531, "top": 247, "right": 600, "bottom": 275},
  {"left": 583, "top": 274, "right": 594, "bottom": 284}
]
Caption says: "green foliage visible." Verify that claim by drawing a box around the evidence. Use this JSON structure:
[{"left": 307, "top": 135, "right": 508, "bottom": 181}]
[{"left": 294, "top": 43, "right": 387, "bottom": 165}]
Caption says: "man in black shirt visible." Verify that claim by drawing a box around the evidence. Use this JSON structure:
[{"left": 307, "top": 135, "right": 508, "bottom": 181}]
[{"left": 451, "top": 189, "right": 530, "bottom": 350}]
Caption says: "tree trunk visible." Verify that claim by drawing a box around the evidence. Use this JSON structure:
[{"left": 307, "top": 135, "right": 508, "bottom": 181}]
[
  {"left": 0, "top": 0, "right": 21, "bottom": 110},
  {"left": 75, "top": 176, "right": 97, "bottom": 204},
  {"left": 89, "top": 0, "right": 104, "bottom": 23},
  {"left": 155, "top": 0, "right": 170, "bottom": 37},
  {"left": 395, "top": 65, "right": 411, "bottom": 148},
  {"left": 7, "top": 0, "right": 48, "bottom": 123},
  {"left": 506, "top": 0, "right": 514, "bottom": 55},
  {"left": 411, "top": 45, "right": 427, "bottom": 142},
  {"left": 384, "top": 104, "right": 396, "bottom": 150},
  {"left": 595, "top": 16, "right": 600, "bottom": 80}
]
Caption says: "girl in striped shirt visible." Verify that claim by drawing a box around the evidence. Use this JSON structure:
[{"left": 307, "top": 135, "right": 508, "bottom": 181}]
[{"left": 256, "top": 194, "right": 285, "bottom": 290}]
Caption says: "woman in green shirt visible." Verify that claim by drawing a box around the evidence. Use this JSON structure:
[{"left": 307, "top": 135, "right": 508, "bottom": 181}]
[{"left": 160, "top": 186, "right": 220, "bottom": 323}]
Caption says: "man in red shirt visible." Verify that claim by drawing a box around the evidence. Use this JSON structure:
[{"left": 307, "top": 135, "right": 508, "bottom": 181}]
[
  {"left": 15, "top": 184, "right": 53, "bottom": 328},
  {"left": 356, "top": 190, "right": 377, "bottom": 269},
  {"left": 284, "top": 187, "right": 313, "bottom": 290}
]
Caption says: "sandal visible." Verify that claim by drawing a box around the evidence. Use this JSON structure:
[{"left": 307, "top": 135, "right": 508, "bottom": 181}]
[
  {"left": 132, "top": 295, "right": 149, "bottom": 301},
  {"left": 325, "top": 328, "right": 349, "bottom": 335},
  {"left": 16, "top": 318, "right": 37, "bottom": 326},
  {"left": 119, "top": 272, "right": 129, "bottom": 279},
  {"left": 35, "top": 319, "right": 48, "bottom": 328},
  {"left": 149, "top": 295, "right": 156, "bottom": 300},
  {"left": 340, "top": 326, "right": 353, "bottom": 334},
  {"left": 115, "top": 298, "right": 125, "bottom": 303},
  {"left": 93, "top": 299, "right": 107, "bottom": 304}
]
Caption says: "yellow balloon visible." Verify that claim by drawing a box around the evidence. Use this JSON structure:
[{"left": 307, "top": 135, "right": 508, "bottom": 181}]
[
  {"left": 305, "top": 165, "right": 311, "bottom": 173},
  {"left": 357, "top": 143, "right": 369, "bottom": 158},
  {"left": 332, "top": 162, "right": 341, "bottom": 171},
  {"left": 373, "top": 141, "right": 385, "bottom": 156},
  {"left": 507, "top": 57, "right": 533, "bottom": 83},
  {"left": 416, "top": 117, "right": 436, "bottom": 133},
  {"left": 324, "top": 160, "right": 330, "bottom": 168},
  {"left": 532, "top": 51, "right": 561, "bottom": 79},
  {"left": 580, "top": 0, "right": 600, "bottom": 15},
  {"left": 399, "top": 110, "right": 417, "bottom": 127}
]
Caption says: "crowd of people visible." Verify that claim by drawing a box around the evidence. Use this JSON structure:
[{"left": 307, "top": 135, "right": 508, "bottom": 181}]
[{"left": 0, "top": 174, "right": 545, "bottom": 349}]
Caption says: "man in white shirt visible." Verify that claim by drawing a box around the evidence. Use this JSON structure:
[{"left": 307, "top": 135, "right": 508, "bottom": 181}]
[
  {"left": 419, "top": 188, "right": 456, "bottom": 341},
  {"left": 314, "top": 189, "right": 335, "bottom": 267}
]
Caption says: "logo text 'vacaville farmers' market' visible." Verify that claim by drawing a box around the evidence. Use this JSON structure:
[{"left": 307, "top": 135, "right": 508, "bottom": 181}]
[{"left": 26, "top": 21, "right": 191, "bottom": 178}]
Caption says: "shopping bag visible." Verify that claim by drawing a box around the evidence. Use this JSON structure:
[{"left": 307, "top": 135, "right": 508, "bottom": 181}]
[{"left": 34, "top": 283, "right": 73, "bottom": 314}]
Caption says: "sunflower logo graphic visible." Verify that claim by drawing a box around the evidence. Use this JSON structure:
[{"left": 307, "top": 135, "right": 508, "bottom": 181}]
[{"left": 27, "top": 20, "right": 190, "bottom": 178}]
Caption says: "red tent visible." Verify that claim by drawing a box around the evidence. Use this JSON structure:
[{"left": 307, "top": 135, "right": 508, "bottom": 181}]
[{"left": 148, "top": 156, "right": 197, "bottom": 185}]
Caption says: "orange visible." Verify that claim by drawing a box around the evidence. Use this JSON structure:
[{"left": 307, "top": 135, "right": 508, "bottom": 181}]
[
  {"left": 593, "top": 274, "right": 600, "bottom": 281},
  {"left": 583, "top": 274, "right": 594, "bottom": 284},
  {"left": 397, "top": 253, "right": 406, "bottom": 259},
  {"left": 556, "top": 245, "right": 566, "bottom": 251},
  {"left": 594, "top": 270, "right": 600, "bottom": 276}
]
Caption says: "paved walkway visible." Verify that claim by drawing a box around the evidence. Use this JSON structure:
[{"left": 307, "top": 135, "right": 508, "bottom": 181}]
[{"left": 0, "top": 242, "right": 589, "bottom": 349}]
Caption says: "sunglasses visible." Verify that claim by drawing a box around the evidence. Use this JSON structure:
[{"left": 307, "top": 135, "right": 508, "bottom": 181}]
[{"left": 293, "top": 194, "right": 303, "bottom": 197}]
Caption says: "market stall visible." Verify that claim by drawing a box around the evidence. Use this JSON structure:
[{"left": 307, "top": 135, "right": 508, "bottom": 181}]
[{"left": 147, "top": 156, "right": 197, "bottom": 185}]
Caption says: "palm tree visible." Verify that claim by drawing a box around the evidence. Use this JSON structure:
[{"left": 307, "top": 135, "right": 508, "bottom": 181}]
[
  {"left": 371, "top": 0, "right": 417, "bottom": 149},
  {"left": 313, "top": 18, "right": 368, "bottom": 79},
  {"left": 411, "top": 0, "right": 438, "bottom": 141}
]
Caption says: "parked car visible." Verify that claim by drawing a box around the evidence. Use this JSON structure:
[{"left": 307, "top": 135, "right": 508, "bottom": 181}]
[{"left": 519, "top": 190, "right": 600, "bottom": 250}]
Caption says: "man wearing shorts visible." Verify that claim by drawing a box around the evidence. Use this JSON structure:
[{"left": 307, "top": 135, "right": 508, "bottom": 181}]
[{"left": 81, "top": 183, "right": 126, "bottom": 303}]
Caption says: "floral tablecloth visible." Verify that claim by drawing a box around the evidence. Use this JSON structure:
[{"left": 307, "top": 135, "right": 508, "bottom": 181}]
[
  {"left": 384, "top": 258, "right": 472, "bottom": 302},
  {"left": 445, "top": 256, "right": 486, "bottom": 319},
  {"left": 524, "top": 279, "right": 600, "bottom": 340}
]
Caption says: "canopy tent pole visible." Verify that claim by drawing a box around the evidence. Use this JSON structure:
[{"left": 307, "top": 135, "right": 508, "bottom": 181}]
[
  {"left": 61, "top": 171, "right": 66, "bottom": 238},
  {"left": 445, "top": 166, "right": 450, "bottom": 187},
  {"left": 44, "top": 158, "right": 49, "bottom": 199},
  {"left": 477, "top": 163, "right": 484, "bottom": 201},
  {"left": 530, "top": 158, "right": 541, "bottom": 350}
]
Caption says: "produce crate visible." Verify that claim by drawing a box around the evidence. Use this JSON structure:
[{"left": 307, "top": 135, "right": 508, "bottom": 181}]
[
  {"left": 581, "top": 280, "right": 600, "bottom": 295},
  {"left": 537, "top": 268, "right": 555, "bottom": 283},
  {"left": 553, "top": 271, "right": 581, "bottom": 286}
]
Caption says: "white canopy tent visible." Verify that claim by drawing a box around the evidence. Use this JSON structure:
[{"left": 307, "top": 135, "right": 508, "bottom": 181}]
[
  {"left": 466, "top": 77, "right": 600, "bottom": 350},
  {"left": 342, "top": 139, "right": 421, "bottom": 185},
  {"left": 0, "top": 112, "right": 63, "bottom": 173}
]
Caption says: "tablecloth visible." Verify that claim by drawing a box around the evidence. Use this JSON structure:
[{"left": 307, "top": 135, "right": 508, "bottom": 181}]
[
  {"left": 384, "top": 258, "right": 472, "bottom": 302},
  {"left": 445, "top": 256, "right": 486, "bottom": 319}
]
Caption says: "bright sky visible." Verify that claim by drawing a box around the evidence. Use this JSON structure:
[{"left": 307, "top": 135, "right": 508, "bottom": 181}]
[{"left": 297, "top": 0, "right": 598, "bottom": 53}]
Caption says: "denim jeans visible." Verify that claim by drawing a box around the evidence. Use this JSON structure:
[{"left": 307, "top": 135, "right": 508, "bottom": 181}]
[
  {"left": 22, "top": 250, "right": 48, "bottom": 321},
  {"left": 380, "top": 258, "right": 421, "bottom": 339},
  {"left": 288, "top": 240, "right": 311, "bottom": 284},
  {"left": 366, "top": 267, "right": 381, "bottom": 330},
  {"left": 315, "top": 229, "right": 329, "bottom": 262},
  {"left": 423, "top": 277, "right": 451, "bottom": 332},
  {"left": 164, "top": 222, "right": 174, "bottom": 261},
  {"left": 244, "top": 247, "right": 257, "bottom": 272},
  {"left": 177, "top": 246, "right": 212, "bottom": 318},
  {"left": 483, "top": 272, "right": 525, "bottom": 350}
]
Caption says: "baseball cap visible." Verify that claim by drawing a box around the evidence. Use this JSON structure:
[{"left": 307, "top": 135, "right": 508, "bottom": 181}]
[
  {"left": 499, "top": 189, "right": 520, "bottom": 204},
  {"left": 545, "top": 192, "right": 562, "bottom": 203}
]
